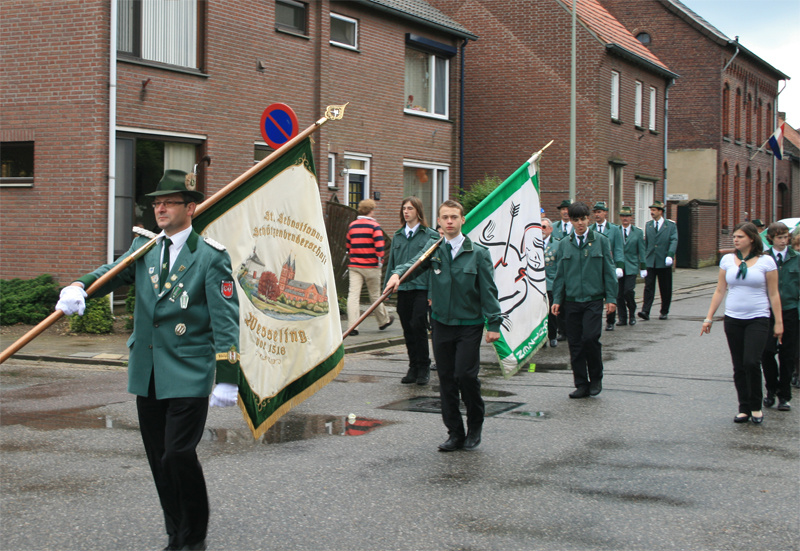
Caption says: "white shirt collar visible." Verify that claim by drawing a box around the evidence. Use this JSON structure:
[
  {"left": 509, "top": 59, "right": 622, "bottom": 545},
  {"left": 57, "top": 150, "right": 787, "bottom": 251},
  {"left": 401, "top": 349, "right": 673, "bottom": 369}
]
[
  {"left": 357, "top": 215, "right": 375, "bottom": 220},
  {"left": 405, "top": 223, "right": 420, "bottom": 237},
  {"left": 446, "top": 233, "right": 465, "bottom": 257},
  {"left": 158, "top": 226, "right": 192, "bottom": 271}
]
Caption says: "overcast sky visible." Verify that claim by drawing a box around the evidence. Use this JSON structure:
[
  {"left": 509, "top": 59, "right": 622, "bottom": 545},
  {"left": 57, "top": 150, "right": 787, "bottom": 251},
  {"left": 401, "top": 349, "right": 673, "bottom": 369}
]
[{"left": 680, "top": 0, "right": 799, "bottom": 128}]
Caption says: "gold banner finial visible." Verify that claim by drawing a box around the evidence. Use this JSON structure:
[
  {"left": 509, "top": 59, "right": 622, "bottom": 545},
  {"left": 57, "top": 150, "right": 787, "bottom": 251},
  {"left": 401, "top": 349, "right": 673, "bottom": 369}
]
[{"left": 324, "top": 103, "right": 349, "bottom": 121}]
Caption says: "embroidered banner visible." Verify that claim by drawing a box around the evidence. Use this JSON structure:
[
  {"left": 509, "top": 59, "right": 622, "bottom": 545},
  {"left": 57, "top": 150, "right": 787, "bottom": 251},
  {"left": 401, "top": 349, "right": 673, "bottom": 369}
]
[{"left": 194, "top": 139, "right": 343, "bottom": 438}]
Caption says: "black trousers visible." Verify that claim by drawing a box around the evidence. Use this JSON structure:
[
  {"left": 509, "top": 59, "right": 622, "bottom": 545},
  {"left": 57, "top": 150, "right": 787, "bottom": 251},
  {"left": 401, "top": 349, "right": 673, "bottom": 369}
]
[
  {"left": 724, "top": 316, "right": 769, "bottom": 414},
  {"left": 563, "top": 300, "right": 604, "bottom": 389},
  {"left": 547, "top": 291, "right": 557, "bottom": 340},
  {"left": 616, "top": 274, "right": 637, "bottom": 323},
  {"left": 137, "top": 376, "right": 209, "bottom": 549},
  {"left": 397, "top": 290, "right": 431, "bottom": 371},
  {"left": 432, "top": 320, "right": 484, "bottom": 438},
  {"left": 762, "top": 308, "right": 799, "bottom": 401},
  {"left": 642, "top": 266, "right": 673, "bottom": 315}
]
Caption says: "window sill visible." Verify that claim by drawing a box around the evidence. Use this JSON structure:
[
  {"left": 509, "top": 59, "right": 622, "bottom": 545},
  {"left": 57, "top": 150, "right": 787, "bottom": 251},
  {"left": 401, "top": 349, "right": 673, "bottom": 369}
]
[
  {"left": 330, "top": 41, "right": 359, "bottom": 52},
  {"left": 276, "top": 27, "right": 310, "bottom": 40},
  {"left": 722, "top": 136, "right": 732, "bottom": 143},
  {"left": 118, "top": 56, "right": 207, "bottom": 77},
  {"left": 327, "top": 185, "right": 340, "bottom": 191},
  {"left": 404, "top": 109, "right": 451, "bottom": 122},
  {"left": 0, "top": 178, "right": 34, "bottom": 188},
  {"left": 611, "top": 118, "right": 623, "bottom": 125},
  {"left": 746, "top": 144, "right": 753, "bottom": 150},
  {"left": 649, "top": 129, "right": 659, "bottom": 135},
  {"left": 734, "top": 140, "right": 742, "bottom": 145},
  {"left": 635, "top": 124, "right": 645, "bottom": 131}
]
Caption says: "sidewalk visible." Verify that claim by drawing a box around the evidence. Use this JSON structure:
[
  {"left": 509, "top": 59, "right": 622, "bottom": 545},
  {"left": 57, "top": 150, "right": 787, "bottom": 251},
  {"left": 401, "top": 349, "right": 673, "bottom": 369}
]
[{"left": 0, "top": 266, "right": 721, "bottom": 366}]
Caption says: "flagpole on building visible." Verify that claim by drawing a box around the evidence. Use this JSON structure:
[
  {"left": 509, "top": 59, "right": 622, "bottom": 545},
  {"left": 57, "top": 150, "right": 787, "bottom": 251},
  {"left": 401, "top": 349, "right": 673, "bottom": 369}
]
[
  {"left": 0, "top": 105, "right": 349, "bottom": 365},
  {"left": 569, "top": 0, "right": 577, "bottom": 202}
]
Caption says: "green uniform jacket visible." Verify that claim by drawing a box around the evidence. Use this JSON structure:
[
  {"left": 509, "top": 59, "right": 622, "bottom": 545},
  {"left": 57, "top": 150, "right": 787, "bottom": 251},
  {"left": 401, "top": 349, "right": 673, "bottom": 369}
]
[
  {"left": 383, "top": 225, "right": 440, "bottom": 291},
  {"left": 620, "top": 225, "right": 647, "bottom": 274},
  {"left": 553, "top": 230, "right": 617, "bottom": 304},
  {"left": 392, "top": 235, "right": 503, "bottom": 332},
  {"left": 544, "top": 236, "right": 560, "bottom": 292},
  {"left": 77, "top": 231, "right": 240, "bottom": 399},
  {"left": 552, "top": 220, "right": 572, "bottom": 241},
  {"left": 591, "top": 222, "right": 625, "bottom": 269},
  {"left": 766, "top": 247, "right": 800, "bottom": 313},
  {"left": 644, "top": 218, "right": 679, "bottom": 268}
]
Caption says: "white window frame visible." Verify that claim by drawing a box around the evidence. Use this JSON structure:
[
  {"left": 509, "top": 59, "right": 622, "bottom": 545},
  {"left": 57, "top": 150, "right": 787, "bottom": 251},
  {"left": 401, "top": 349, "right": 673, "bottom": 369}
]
[
  {"left": 330, "top": 13, "right": 358, "bottom": 50},
  {"left": 649, "top": 87, "right": 657, "bottom": 131},
  {"left": 404, "top": 49, "right": 449, "bottom": 120},
  {"left": 635, "top": 181, "right": 654, "bottom": 229},
  {"left": 344, "top": 152, "right": 371, "bottom": 203},
  {"left": 402, "top": 159, "right": 450, "bottom": 223},
  {"left": 635, "top": 81, "right": 643, "bottom": 127},
  {"left": 327, "top": 153, "right": 336, "bottom": 187},
  {"left": 611, "top": 71, "right": 620, "bottom": 120}
]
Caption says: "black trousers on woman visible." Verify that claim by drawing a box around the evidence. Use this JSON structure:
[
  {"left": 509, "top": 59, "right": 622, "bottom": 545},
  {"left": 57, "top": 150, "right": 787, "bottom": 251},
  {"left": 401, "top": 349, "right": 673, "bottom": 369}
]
[{"left": 724, "top": 316, "right": 769, "bottom": 414}]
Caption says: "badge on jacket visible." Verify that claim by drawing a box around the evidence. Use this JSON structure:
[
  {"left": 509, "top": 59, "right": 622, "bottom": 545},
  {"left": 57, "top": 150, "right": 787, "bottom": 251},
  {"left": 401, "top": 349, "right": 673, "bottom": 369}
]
[{"left": 221, "top": 280, "right": 234, "bottom": 299}]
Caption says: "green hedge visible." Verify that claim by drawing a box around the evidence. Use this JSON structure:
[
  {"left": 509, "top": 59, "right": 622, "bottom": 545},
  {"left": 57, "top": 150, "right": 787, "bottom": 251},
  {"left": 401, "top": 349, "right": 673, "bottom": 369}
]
[
  {"left": 69, "top": 296, "right": 114, "bottom": 334},
  {"left": 124, "top": 285, "right": 136, "bottom": 330},
  {"left": 0, "top": 274, "right": 60, "bottom": 325},
  {"left": 459, "top": 174, "right": 503, "bottom": 215}
]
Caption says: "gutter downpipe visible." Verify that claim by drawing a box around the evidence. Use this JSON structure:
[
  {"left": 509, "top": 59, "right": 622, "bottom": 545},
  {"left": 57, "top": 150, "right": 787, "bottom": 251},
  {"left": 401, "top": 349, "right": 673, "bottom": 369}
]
[
  {"left": 773, "top": 80, "right": 786, "bottom": 221},
  {"left": 569, "top": 0, "right": 576, "bottom": 202},
  {"left": 108, "top": 0, "right": 117, "bottom": 306},
  {"left": 663, "top": 78, "right": 674, "bottom": 204},
  {"left": 459, "top": 38, "right": 468, "bottom": 193}
]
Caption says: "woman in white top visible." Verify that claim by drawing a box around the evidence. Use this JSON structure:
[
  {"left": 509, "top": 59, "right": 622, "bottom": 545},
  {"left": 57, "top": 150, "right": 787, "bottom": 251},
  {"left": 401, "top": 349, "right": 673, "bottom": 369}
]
[{"left": 701, "top": 222, "right": 783, "bottom": 424}]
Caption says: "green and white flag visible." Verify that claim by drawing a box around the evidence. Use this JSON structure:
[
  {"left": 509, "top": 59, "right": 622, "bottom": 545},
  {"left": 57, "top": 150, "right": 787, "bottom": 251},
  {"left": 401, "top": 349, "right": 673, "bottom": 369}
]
[
  {"left": 193, "top": 138, "right": 344, "bottom": 438},
  {"left": 463, "top": 152, "right": 548, "bottom": 378}
]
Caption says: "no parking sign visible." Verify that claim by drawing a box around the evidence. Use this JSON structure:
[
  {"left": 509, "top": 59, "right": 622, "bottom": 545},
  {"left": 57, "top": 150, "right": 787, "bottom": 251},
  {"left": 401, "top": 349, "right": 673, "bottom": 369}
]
[{"left": 260, "top": 103, "right": 299, "bottom": 149}]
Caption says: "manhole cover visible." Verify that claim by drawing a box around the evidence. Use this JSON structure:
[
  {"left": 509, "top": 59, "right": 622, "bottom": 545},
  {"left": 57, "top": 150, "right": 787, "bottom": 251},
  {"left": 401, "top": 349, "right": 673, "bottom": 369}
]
[{"left": 379, "top": 396, "right": 524, "bottom": 416}]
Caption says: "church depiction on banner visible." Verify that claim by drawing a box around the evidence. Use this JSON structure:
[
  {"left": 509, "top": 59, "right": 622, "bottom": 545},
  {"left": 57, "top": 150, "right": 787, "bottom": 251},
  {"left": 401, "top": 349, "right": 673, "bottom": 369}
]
[{"left": 238, "top": 250, "right": 329, "bottom": 318}]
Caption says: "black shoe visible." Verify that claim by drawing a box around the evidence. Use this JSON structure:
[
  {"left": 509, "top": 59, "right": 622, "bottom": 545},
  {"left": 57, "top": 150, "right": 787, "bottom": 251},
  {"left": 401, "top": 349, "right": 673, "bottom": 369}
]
[
  {"left": 163, "top": 546, "right": 179, "bottom": 551},
  {"left": 379, "top": 316, "right": 395, "bottom": 330},
  {"left": 549, "top": 339, "right": 558, "bottom": 348},
  {"left": 349, "top": 329, "right": 359, "bottom": 336},
  {"left": 463, "top": 427, "right": 482, "bottom": 451},
  {"left": 400, "top": 367, "right": 417, "bottom": 384},
  {"left": 764, "top": 393, "right": 776, "bottom": 408},
  {"left": 556, "top": 333, "right": 567, "bottom": 342},
  {"left": 791, "top": 375, "right": 800, "bottom": 388},
  {"left": 629, "top": 318, "right": 636, "bottom": 326},
  {"left": 637, "top": 311, "right": 649, "bottom": 321},
  {"left": 616, "top": 321, "right": 628, "bottom": 326},
  {"left": 751, "top": 411, "right": 763, "bottom": 424},
  {"left": 180, "top": 540, "right": 207, "bottom": 551},
  {"left": 733, "top": 413, "right": 750, "bottom": 423},
  {"left": 569, "top": 387, "right": 591, "bottom": 399},
  {"left": 589, "top": 381, "right": 602, "bottom": 396},
  {"left": 777, "top": 400, "right": 791, "bottom": 411},
  {"left": 438, "top": 435, "right": 464, "bottom": 452},
  {"left": 430, "top": 364, "right": 437, "bottom": 371},
  {"left": 659, "top": 314, "right": 668, "bottom": 320},
  {"left": 416, "top": 367, "right": 430, "bottom": 385},
  {"left": 605, "top": 323, "right": 614, "bottom": 331}
]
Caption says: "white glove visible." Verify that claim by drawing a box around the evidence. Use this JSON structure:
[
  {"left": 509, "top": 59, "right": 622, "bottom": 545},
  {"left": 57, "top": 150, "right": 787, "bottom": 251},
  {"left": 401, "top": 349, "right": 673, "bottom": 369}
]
[
  {"left": 665, "top": 257, "right": 674, "bottom": 267},
  {"left": 209, "top": 383, "right": 238, "bottom": 408},
  {"left": 640, "top": 270, "right": 648, "bottom": 278},
  {"left": 615, "top": 268, "right": 624, "bottom": 279},
  {"left": 56, "top": 285, "right": 87, "bottom": 316}
]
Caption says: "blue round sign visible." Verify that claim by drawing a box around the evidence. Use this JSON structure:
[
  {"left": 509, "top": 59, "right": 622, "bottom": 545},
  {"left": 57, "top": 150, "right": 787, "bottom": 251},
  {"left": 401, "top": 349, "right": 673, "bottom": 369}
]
[{"left": 260, "top": 103, "right": 299, "bottom": 149}]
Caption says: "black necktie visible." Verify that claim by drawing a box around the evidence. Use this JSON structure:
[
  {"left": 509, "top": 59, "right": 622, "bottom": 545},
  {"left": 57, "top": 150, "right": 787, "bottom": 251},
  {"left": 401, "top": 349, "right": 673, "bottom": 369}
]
[
  {"left": 407, "top": 230, "right": 413, "bottom": 239},
  {"left": 160, "top": 238, "right": 172, "bottom": 289},
  {"left": 624, "top": 228, "right": 629, "bottom": 241},
  {"left": 776, "top": 253, "right": 783, "bottom": 267},
  {"left": 577, "top": 235, "right": 583, "bottom": 247}
]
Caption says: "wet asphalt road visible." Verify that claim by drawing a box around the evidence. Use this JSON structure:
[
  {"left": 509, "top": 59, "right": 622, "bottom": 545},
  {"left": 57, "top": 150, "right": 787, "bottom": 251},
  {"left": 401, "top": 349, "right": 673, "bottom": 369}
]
[{"left": 1, "top": 287, "right": 798, "bottom": 551}]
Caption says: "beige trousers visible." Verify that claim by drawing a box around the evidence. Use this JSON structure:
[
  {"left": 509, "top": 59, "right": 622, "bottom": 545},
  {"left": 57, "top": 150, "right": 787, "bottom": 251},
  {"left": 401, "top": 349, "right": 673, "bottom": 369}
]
[{"left": 347, "top": 267, "right": 390, "bottom": 329}]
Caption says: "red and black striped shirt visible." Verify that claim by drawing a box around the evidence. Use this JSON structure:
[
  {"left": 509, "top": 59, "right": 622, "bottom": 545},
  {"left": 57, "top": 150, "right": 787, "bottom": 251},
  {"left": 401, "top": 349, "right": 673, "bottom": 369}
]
[{"left": 346, "top": 217, "right": 385, "bottom": 268}]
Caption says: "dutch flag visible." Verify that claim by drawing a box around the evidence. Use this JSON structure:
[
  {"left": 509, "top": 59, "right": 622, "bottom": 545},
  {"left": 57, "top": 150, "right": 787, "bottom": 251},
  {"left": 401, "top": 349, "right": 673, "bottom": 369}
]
[{"left": 768, "top": 123, "right": 785, "bottom": 160}]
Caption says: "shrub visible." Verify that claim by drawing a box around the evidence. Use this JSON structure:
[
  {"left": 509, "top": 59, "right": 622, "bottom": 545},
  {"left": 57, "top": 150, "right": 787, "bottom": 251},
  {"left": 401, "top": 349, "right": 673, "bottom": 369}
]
[
  {"left": 0, "top": 274, "right": 60, "bottom": 325},
  {"left": 124, "top": 285, "right": 136, "bottom": 330},
  {"left": 69, "top": 296, "right": 114, "bottom": 334},
  {"left": 459, "top": 174, "right": 503, "bottom": 215}
]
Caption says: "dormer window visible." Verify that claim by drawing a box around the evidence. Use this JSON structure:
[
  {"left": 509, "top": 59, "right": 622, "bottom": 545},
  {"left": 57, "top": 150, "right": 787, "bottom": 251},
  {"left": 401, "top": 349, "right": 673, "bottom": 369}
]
[{"left": 636, "top": 32, "right": 651, "bottom": 45}]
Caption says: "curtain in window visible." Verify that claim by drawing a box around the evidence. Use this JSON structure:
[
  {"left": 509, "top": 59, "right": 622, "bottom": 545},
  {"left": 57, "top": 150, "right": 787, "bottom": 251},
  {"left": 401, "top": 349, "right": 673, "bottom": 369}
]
[
  {"left": 117, "top": 0, "right": 135, "bottom": 54},
  {"left": 405, "top": 49, "right": 430, "bottom": 113},
  {"left": 434, "top": 56, "right": 447, "bottom": 115},
  {"left": 403, "top": 167, "right": 433, "bottom": 213},
  {"left": 164, "top": 142, "right": 196, "bottom": 173},
  {"left": 142, "top": 0, "right": 197, "bottom": 68}
]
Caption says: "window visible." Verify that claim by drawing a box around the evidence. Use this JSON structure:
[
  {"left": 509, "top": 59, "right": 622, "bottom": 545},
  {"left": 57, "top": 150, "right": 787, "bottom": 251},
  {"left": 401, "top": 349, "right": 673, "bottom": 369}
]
[
  {"left": 0, "top": 141, "right": 34, "bottom": 187},
  {"left": 635, "top": 181, "right": 654, "bottom": 229},
  {"left": 733, "top": 164, "right": 740, "bottom": 223},
  {"left": 405, "top": 48, "right": 449, "bottom": 118},
  {"left": 276, "top": 0, "right": 306, "bottom": 34},
  {"left": 745, "top": 167, "right": 752, "bottom": 220},
  {"left": 721, "top": 162, "right": 729, "bottom": 229},
  {"left": 756, "top": 169, "right": 762, "bottom": 220},
  {"left": 343, "top": 154, "right": 370, "bottom": 209},
  {"left": 722, "top": 84, "right": 730, "bottom": 136},
  {"left": 636, "top": 32, "right": 651, "bottom": 45},
  {"left": 735, "top": 88, "right": 742, "bottom": 140},
  {"left": 327, "top": 153, "right": 336, "bottom": 188},
  {"left": 403, "top": 161, "right": 449, "bottom": 223},
  {"left": 611, "top": 71, "right": 620, "bottom": 120},
  {"left": 634, "top": 81, "right": 643, "bottom": 127},
  {"left": 330, "top": 13, "right": 357, "bottom": 49},
  {"left": 766, "top": 172, "right": 772, "bottom": 218},
  {"left": 746, "top": 94, "right": 752, "bottom": 143},
  {"left": 756, "top": 99, "right": 763, "bottom": 144},
  {"left": 118, "top": 0, "right": 200, "bottom": 69},
  {"left": 649, "top": 87, "right": 657, "bottom": 131},
  {"left": 767, "top": 103, "right": 773, "bottom": 139},
  {"left": 254, "top": 143, "right": 272, "bottom": 165}
]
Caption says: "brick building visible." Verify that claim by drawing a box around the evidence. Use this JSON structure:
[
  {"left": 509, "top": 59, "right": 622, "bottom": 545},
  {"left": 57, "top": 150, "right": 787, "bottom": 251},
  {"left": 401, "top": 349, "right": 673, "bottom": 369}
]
[
  {"left": 776, "top": 116, "right": 800, "bottom": 223},
  {"left": 599, "top": 0, "right": 793, "bottom": 254},
  {"left": 0, "top": 0, "right": 475, "bottom": 285},
  {"left": 428, "top": 0, "right": 677, "bottom": 226}
]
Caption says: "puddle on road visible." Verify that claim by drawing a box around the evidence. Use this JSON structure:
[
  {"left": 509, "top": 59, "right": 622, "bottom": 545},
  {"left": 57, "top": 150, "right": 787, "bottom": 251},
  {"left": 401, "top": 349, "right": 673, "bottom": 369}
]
[
  {"left": 204, "top": 414, "right": 392, "bottom": 444},
  {"left": 509, "top": 411, "right": 548, "bottom": 420},
  {"left": 334, "top": 374, "right": 379, "bottom": 383},
  {"left": 0, "top": 409, "right": 138, "bottom": 431},
  {"left": 380, "top": 396, "right": 523, "bottom": 417},
  {"left": 429, "top": 386, "right": 515, "bottom": 398}
]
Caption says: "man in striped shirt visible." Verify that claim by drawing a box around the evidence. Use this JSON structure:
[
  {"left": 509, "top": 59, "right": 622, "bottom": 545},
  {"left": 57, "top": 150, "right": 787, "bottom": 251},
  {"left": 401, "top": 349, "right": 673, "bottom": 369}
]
[{"left": 346, "top": 199, "right": 393, "bottom": 335}]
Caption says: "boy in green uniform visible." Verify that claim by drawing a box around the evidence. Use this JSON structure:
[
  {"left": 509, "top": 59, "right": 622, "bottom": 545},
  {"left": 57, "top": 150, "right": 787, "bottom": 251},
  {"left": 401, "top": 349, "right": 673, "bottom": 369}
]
[
  {"left": 385, "top": 200, "right": 501, "bottom": 452},
  {"left": 761, "top": 222, "right": 799, "bottom": 411},
  {"left": 384, "top": 196, "right": 440, "bottom": 385},
  {"left": 590, "top": 201, "right": 624, "bottom": 330},
  {"left": 551, "top": 202, "right": 617, "bottom": 398},
  {"left": 616, "top": 206, "right": 647, "bottom": 326}
]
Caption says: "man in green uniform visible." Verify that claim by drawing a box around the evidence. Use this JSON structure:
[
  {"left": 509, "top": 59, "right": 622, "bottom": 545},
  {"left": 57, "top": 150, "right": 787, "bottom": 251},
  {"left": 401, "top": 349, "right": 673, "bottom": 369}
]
[
  {"left": 616, "top": 206, "right": 647, "bottom": 326},
  {"left": 551, "top": 202, "right": 617, "bottom": 398},
  {"left": 384, "top": 196, "right": 440, "bottom": 385},
  {"left": 761, "top": 222, "right": 799, "bottom": 411},
  {"left": 639, "top": 200, "right": 679, "bottom": 321},
  {"left": 590, "top": 201, "right": 624, "bottom": 330},
  {"left": 385, "top": 200, "right": 501, "bottom": 452},
  {"left": 56, "top": 170, "right": 240, "bottom": 551},
  {"left": 552, "top": 199, "right": 573, "bottom": 241}
]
